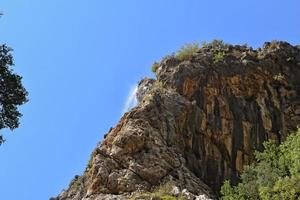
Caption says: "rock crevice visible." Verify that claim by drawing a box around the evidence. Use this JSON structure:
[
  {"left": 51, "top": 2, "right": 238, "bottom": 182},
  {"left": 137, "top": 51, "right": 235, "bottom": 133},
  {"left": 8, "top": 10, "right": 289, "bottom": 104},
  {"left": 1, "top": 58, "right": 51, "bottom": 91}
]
[{"left": 53, "top": 41, "right": 300, "bottom": 200}]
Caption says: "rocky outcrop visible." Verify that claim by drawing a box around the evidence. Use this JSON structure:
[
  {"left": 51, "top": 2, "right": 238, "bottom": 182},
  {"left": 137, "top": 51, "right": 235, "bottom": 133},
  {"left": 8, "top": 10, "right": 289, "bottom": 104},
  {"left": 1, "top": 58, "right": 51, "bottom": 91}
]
[
  {"left": 136, "top": 78, "right": 155, "bottom": 102},
  {"left": 53, "top": 41, "right": 300, "bottom": 200}
]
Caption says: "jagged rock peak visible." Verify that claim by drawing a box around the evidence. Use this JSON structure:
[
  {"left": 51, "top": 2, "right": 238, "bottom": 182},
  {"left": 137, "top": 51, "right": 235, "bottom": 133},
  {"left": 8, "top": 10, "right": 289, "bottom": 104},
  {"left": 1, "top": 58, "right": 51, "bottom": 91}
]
[
  {"left": 52, "top": 41, "right": 300, "bottom": 200},
  {"left": 136, "top": 78, "right": 155, "bottom": 102}
]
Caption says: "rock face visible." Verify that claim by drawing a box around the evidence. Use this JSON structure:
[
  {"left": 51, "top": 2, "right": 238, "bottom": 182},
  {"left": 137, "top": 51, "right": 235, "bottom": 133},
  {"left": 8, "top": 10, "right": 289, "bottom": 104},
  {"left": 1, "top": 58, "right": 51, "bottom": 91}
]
[
  {"left": 136, "top": 78, "right": 155, "bottom": 102},
  {"left": 53, "top": 41, "right": 300, "bottom": 200}
]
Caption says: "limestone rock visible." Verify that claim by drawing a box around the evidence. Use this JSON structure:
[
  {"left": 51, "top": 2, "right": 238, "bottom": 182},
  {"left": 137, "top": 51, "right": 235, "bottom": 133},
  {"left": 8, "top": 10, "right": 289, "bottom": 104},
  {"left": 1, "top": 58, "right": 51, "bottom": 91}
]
[
  {"left": 136, "top": 78, "right": 155, "bottom": 102},
  {"left": 52, "top": 41, "right": 300, "bottom": 200},
  {"left": 170, "top": 186, "right": 180, "bottom": 196}
]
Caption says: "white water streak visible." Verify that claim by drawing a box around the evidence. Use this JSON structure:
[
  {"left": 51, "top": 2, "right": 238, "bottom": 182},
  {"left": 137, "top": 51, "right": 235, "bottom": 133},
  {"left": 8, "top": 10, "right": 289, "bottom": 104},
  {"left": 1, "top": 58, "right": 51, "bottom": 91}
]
[{"left": 122, "top": 84, "right": 138, "bottom": 114}]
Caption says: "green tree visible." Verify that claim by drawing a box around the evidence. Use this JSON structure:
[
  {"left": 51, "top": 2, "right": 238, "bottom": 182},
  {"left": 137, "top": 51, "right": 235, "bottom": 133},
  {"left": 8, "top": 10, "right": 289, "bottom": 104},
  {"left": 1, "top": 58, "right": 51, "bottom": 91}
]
[
  {"left": 221, "top": 128, "right": 300, "bottom": 200},
  {"left": 0, "top": 44, "right": 28, "bottom": 145}
]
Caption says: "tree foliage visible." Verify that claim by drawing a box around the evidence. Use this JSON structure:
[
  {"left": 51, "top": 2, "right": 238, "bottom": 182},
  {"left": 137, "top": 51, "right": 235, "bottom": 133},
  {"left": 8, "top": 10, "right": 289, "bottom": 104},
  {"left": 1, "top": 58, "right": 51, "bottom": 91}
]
[
  {"left": 0, "top": 44, "right": 28, "bottom": 144},
  {"left": 221, "top": 128, "right": 300, "bottom": 200}
]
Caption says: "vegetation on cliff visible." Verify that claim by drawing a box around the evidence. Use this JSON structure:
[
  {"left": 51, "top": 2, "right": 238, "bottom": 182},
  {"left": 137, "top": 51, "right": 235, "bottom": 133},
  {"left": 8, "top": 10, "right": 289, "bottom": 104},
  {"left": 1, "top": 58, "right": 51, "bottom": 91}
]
[
  {"left": 151, "top": 40, "right": 235, "bottom": 73},
  {"left": 176, "top": 42, "right": 200, "bottom": 61},
  {"left": 221, "top": 128, "right": 300, "bottom": 200},
  {"left": 129, "top": 182, "right": 185, "bottom": 200},
  {"left": 53, "top": 40, "right": 300, "bottom": 200}
]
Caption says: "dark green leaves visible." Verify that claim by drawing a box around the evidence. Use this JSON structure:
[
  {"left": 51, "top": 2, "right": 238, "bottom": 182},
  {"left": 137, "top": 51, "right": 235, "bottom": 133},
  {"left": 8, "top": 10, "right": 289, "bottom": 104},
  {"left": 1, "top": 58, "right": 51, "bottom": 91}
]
[
  {"left": 221, "top": 128, "right": 300, "bottom": 200},
  {"left": 0, "top": 44, "right": 28, "bottom": 144}
]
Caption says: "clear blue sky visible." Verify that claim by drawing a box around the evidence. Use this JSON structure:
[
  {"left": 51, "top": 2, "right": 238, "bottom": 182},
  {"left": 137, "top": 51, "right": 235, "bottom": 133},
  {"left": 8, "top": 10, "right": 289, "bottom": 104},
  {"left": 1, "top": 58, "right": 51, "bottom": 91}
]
[{"left": 0, "top": 1, "right": 299, "bottom": 199}]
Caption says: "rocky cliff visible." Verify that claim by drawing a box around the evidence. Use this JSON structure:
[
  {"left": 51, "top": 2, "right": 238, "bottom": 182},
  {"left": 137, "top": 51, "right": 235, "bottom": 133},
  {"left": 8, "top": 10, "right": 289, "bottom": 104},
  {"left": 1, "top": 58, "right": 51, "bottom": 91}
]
[{"left": 52, "top": 41, "right": 300, "bottom": 200}]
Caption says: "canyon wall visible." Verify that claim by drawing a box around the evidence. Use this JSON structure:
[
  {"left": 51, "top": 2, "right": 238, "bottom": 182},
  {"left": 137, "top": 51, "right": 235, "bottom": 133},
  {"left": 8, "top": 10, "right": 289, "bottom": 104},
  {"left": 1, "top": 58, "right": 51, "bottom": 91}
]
[{"left": 53, "top": 41, "right": 300, "bottom": 200}]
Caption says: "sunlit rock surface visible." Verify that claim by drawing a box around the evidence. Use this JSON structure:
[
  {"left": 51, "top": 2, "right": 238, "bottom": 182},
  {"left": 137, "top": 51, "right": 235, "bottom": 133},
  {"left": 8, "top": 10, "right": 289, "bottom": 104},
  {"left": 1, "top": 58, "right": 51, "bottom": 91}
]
[{"left": 52, "top": 41, "right": 300, "bottom": 200}]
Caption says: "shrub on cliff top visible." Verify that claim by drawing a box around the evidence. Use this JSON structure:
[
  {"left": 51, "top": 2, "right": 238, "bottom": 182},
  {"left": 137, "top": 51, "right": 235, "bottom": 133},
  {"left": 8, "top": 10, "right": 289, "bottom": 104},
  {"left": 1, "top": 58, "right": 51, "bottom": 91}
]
[
  {"left": 175, "top": 40, "right": 228, "bottom": 62},
  {"left": 209, "top": 39, "right": 227, "bottom": 49},
  {"left": 176, "top": 42, "right": 200, "bottom": 61},
  {"left": 213, "top": 50, "right": 226, "bottom": 64},
  {"left": 210, "top": 40, "right": 227, "bottom": 64},
  {"left": 221, "top": 128, "right": 300, "bottom": 200},
  {"left": 151, "top": 61, "right": 160, "bottom": 73}
]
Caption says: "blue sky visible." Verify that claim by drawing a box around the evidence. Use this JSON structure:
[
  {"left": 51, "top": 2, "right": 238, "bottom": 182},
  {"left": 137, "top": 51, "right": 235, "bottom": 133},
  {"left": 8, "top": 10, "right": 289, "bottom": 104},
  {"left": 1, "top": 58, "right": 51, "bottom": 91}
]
[{"left": 0, "top": 0, "right": 299, "bottom": 199}]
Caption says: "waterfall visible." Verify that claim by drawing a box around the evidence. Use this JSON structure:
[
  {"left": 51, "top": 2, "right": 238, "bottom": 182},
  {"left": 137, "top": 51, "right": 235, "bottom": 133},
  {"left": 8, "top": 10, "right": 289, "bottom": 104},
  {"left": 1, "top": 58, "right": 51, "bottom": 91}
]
[{"left": 122, "top": 84, "right": 138, "bottom": 114}]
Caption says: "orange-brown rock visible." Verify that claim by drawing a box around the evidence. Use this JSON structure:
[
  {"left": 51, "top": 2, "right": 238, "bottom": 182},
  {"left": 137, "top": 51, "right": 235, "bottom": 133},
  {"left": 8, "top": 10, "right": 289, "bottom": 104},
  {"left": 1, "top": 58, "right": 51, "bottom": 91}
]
[{"left": 53, "top": 41, "right": 300, "bottom": 200}]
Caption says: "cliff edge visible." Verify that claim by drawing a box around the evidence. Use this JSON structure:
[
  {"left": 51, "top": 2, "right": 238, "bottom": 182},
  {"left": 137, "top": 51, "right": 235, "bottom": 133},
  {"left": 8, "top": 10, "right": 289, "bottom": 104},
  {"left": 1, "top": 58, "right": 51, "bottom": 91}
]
[{"left": 52, "top": 41, "right": 300, "bottom": 200}]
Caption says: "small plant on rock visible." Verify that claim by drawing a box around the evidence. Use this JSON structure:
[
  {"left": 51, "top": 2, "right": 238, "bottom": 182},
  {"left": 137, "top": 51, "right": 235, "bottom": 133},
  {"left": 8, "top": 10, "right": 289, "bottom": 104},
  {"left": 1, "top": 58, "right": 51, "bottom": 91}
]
[
  {"left": 210, "top": 39, "right": 227, "bottom": 49},
  {"left": 176, "top": 42, "right": 200, "bottom": 61},
  {"left": 213, "top": 50, "right": 226, "bottom": 64},
  {"left": 151, "top": 61, "right": 160, "bottom": 73},
  {"left": 130, "top": 182, "right": 185, "bottom": 200},
  {"left": 201, "top": 41, "right": 208, "bottom": 48}
]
